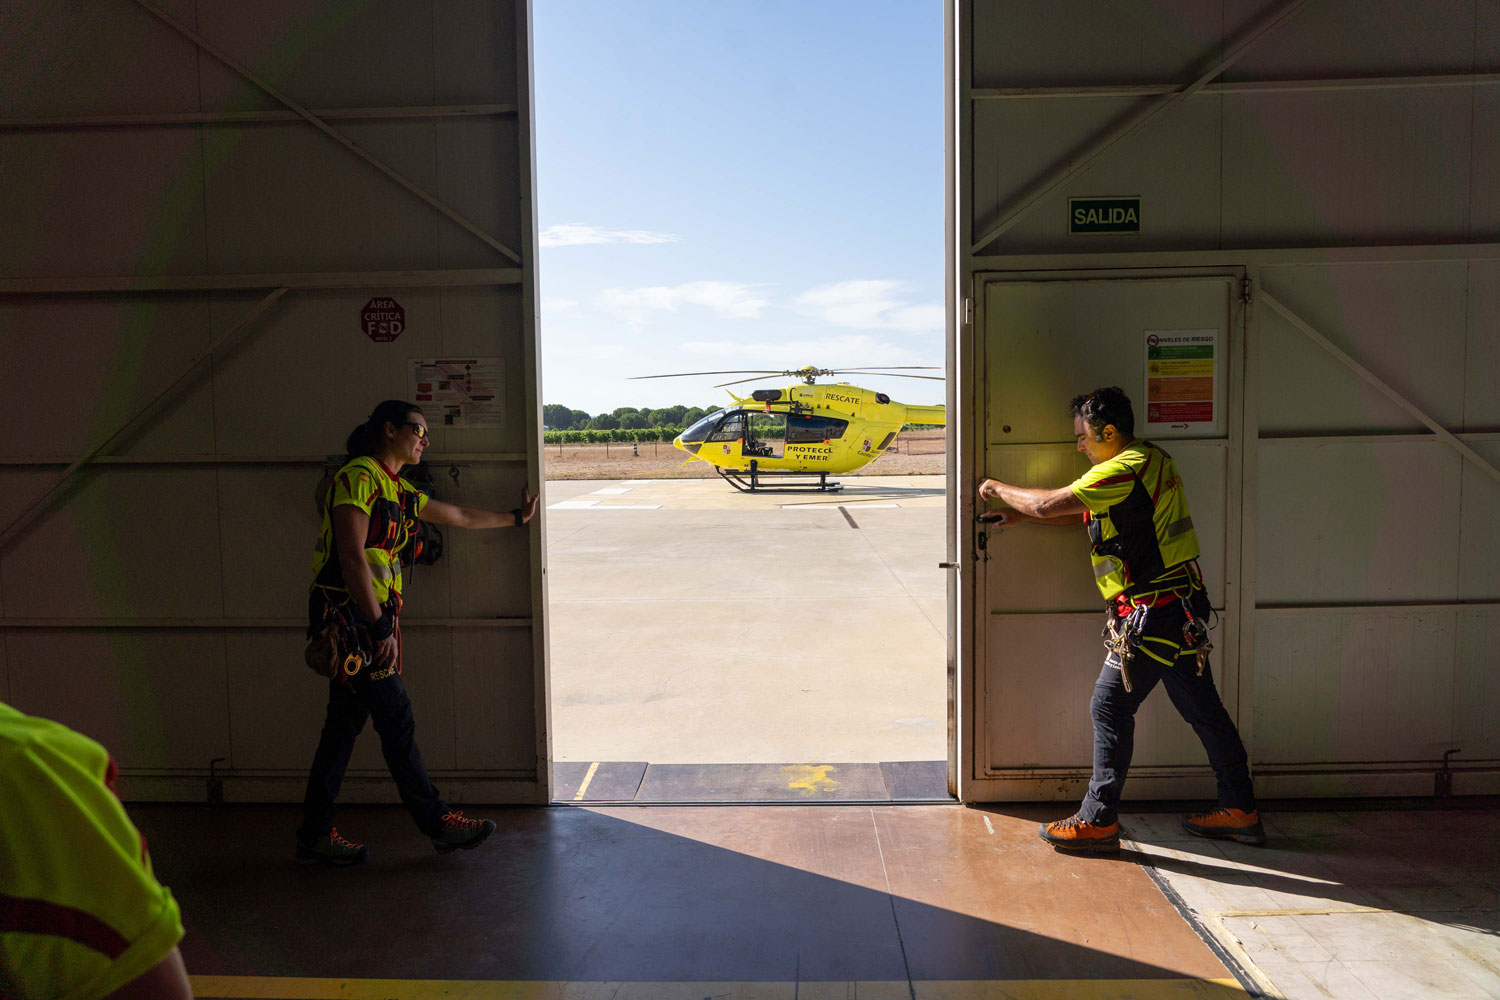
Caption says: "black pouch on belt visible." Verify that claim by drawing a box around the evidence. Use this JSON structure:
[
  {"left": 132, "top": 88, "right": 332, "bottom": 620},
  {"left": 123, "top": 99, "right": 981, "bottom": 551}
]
[{"left": 304, "top": 595, "right": 370, "bottom": 679}]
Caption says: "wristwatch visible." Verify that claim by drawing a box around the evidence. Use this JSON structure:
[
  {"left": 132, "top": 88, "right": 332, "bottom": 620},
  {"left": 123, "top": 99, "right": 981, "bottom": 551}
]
[{"left": 511, "top": 507, "right": 523, "bottom": 527}]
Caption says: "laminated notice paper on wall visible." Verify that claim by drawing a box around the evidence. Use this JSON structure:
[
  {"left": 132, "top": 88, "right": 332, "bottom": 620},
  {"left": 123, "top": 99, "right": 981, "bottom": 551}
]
[
  {"left": 1142, "top": 330, "right": 1220, "bottom": 438},
  {"left": 409, "top": 358, "right": 505, "bottom": 428}
]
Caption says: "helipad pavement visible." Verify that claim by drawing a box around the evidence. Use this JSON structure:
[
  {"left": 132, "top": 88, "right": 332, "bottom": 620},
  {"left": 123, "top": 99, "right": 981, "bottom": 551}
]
[{"left": 544, "top": 475, "right": 949, "bottom": 767}]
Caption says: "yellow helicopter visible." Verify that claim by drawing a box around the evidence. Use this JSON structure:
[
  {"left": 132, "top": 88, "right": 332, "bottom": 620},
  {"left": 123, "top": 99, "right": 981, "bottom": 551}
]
[{"left": 631, "top": 366, "right": 946, "bottom": 492}]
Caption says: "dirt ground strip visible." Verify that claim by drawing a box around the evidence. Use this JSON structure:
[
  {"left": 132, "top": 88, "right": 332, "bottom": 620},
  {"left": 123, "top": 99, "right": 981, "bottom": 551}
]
[{"left": 543, "top": 430, "right": 946, "bottom": 480}]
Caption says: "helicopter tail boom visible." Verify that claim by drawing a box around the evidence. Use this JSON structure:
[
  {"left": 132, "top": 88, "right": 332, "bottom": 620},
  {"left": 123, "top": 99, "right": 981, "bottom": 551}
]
[{"left": 901, "top": 404, "right": 946, "bottom": 426}]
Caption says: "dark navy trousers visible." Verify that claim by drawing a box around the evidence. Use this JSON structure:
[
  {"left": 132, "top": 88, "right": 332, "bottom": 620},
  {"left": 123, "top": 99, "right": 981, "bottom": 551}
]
[
  {"left": 299, "top": 666, "right": 447, "bottom": 842},
  {"left": 1078, "top": 592, "right": 1256, "bottom": 826}
]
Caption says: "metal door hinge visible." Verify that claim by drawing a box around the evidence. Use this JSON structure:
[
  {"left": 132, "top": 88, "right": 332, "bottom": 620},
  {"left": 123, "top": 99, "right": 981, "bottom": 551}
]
[
  {"left": 963, "top": 297, "right": 973, "bottom": 326},
  {"left": 1241, "top": 277, "right": 1253, "bottom": 304},
  {"left": 938, "top": 561, "right": 959, "bottom": 569}
]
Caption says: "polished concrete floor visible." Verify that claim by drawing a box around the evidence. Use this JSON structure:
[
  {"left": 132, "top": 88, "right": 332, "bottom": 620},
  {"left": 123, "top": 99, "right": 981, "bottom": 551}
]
[{"left": 131, "top": 800, "right": 1500, "bottom": 1000}]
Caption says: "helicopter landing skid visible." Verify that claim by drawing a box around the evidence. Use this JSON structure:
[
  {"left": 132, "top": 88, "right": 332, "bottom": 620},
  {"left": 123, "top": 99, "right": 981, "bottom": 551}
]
[{"left": 719, "top": 463, "right": 842, "bottom": 493}]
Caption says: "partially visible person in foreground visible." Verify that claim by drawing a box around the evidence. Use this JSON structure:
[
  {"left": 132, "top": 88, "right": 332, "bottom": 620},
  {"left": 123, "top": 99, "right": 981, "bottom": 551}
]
[
  {"left": 977, "top": 386, "right": 1263, "bottom": 852},
  {"left": 298, "top": 399, "right": 540, "bottom": 865},
  {"left": 0, "top": 701, "right": 193, "bottom": 999}
]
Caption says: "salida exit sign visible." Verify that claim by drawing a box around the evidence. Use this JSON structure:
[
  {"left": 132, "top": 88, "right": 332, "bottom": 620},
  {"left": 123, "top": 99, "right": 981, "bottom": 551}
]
[{"left": 1069, "top": 197, "right": 1141, "bottom": 234}]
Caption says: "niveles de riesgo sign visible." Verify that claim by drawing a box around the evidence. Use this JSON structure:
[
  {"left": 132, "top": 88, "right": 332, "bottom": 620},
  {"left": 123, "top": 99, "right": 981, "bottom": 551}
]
[
  {"left": 1143, "top": 329, "right": 1220, "bottom": 438},
  {"left": 362, "top": 298, "right": 404, "bottom": 342}
]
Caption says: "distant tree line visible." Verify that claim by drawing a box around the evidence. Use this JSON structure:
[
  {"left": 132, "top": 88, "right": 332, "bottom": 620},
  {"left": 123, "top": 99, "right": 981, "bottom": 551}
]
[{"left": 542, "top": 403, "right": 720, "bottom": 432}]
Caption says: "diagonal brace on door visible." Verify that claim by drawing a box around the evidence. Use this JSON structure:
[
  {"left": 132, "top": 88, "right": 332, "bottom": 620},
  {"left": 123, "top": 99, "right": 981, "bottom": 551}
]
[
  {"left": 0, "top": 288, "right": 290, "bottom": 552},
  {"left": 969, "top": 0, "right": 1315, "bottom": 256},
  {"left": 1259, "top": 288, "right": 1500, "bottom": 486},
  {"left": 131, "top": 0, "right": 522, "bottom": 266}
]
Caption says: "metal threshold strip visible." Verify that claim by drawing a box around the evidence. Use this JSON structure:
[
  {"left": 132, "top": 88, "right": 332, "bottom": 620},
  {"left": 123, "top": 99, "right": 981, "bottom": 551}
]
[{"left": 552, "top": 760, "right": 953, "bottom": 805}]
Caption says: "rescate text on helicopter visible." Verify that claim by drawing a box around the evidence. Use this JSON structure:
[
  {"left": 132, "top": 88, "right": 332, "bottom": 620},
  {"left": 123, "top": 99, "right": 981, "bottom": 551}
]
[{"left": 630, "top": 366, "right": 946, "bottom": 492}]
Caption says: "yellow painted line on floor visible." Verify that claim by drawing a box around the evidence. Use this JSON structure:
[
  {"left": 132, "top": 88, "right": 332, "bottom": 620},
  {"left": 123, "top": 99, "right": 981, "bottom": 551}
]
[
  {"left": 572, "top": 760, "right": 600, "bottom": 801},
  {"left": 189, "top": 978, "right": 1253, "bottom": 1000}
]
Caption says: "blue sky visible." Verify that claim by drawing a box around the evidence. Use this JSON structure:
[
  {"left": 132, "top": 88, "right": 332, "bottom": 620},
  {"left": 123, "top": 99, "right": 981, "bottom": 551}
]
[{"left": 533, "top": 2, "right": 945, "bottom": 416}]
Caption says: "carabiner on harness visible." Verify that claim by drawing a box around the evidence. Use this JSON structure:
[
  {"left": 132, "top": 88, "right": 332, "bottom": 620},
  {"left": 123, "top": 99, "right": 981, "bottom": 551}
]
[
  {"left": 1101, "top": 602, "right": 1150, "bottom": 692},
  {"left": 1179, "top": 597, "right": 1213, "bottom": 675}
]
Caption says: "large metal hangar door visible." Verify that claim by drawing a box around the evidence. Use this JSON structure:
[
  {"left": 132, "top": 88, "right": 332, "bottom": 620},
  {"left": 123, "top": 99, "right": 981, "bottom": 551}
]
[
  {"left": 950, "top": 0, "right": 1500, "bottom": 802},
  {"left": 0, "top": 2, "right": 550, "bottom": 803}
]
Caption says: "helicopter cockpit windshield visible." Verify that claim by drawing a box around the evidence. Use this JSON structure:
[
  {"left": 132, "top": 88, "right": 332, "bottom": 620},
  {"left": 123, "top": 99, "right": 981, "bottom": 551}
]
[
  {"left": 679, "top": 408, "right": 731, "bottom": 444},
  {"left": 707, "top": 411, "right": 746, "bottom": 442}
]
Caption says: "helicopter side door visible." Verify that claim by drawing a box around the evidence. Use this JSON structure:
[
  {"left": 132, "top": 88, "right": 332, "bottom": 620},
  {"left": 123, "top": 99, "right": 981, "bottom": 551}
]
[
  {"left": 707, "top": 409, "right": 749, "bottom": 467},
  {"left": 783, "top": 413, "right": 848, "bottom": 470}
]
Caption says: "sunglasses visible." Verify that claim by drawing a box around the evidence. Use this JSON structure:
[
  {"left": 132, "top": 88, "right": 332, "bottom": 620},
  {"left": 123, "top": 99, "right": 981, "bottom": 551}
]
[{"left": 404, "top": 422, "right": 429, "bottom": 440}]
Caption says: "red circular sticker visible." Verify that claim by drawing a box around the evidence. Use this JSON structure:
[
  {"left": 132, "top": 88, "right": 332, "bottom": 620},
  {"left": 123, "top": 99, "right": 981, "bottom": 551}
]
[{"left": 362, "top": 298, "right": 405, "bottom": 342}]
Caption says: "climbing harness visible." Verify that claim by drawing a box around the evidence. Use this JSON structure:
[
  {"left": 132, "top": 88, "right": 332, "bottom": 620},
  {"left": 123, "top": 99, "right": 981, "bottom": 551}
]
[{"left": 1102, "top": 559, "right": 1219, "bottom": 689}]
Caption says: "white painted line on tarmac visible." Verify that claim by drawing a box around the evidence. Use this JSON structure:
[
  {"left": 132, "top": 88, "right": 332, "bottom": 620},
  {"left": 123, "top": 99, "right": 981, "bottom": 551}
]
[
  {"left": 548, "top": 500, "right": 601, "bottom": 509},
  {"left": 590, "top": 488, "right": 632, "bottom": 494},
  {"left": 596, "top": 504, "right": 662, "bottom": 509}
]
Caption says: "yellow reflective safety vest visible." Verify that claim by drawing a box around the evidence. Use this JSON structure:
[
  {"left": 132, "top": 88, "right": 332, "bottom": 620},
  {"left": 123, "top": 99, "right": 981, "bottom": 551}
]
[
  {"left": 311, "top": 455, "right": 429, "bottom": 606},
  {"left": 0, "top": 702, "right": 184, "bottom": 1000},
  {"left": 1068, "top": 441, "right": 1200, "bottom": 601}
]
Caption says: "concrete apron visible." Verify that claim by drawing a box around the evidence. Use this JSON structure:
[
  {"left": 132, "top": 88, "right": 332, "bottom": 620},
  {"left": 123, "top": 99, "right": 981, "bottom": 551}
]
[{"left": 544, "top": 476, "right": 949, "bottom": 783}]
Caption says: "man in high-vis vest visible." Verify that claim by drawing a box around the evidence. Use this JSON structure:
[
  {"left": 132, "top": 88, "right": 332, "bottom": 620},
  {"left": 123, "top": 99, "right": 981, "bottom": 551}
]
[
  {"left": 978, "top": 387, "right": 1262, "bottom": 852},
  {"left": 0, "top": 702, "right": 191, "bottom": 998}
]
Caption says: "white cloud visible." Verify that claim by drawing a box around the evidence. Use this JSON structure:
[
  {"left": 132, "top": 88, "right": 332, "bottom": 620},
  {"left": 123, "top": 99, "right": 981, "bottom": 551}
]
[
  {"left": 547, "top": 341, "right": 626, "bottom": 361},
  {"left": 794, "top": 280, "right": 943, "bottom": 333},
  {"left": 599, "top": 281, "right": 771, "bottom": 325},
  {"left": 540, "top": 224, "right": 681, "bottom": 248}
]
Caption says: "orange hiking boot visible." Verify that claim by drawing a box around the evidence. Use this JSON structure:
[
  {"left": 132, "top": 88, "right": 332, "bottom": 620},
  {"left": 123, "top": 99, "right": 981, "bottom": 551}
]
[
  {"left": 431, "top": 809, "right": 496, "bottom": 854},
  {"left": 1038, "top": 814, "right": 1120, "bottom": 852},
  {"left": 1182, "top": 807, "right": 1266, "bottom": 845}
]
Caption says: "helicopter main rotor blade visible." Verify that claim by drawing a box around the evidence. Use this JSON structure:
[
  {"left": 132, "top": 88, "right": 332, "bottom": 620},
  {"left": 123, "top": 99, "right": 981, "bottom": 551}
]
[
  {"left": 630, "top": 370, "right": 785, "bottom": 380},
  {"left": 826, "top": 366, "right": 942, "bottom": 372},
  {"left": 839, "top": 372, "right": 946, "bottom": 381},
  {"left": 712, "top": 374, "right": 790, "bottom": 388}
]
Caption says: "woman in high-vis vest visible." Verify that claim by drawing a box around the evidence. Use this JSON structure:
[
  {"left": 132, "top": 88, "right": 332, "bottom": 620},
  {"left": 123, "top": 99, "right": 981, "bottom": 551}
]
[
  {"left": 297, "top": 399, "right": 539, "bottom": 865},
  {"left": 977, "top": 386, "right": 1262, "bottom": 853}
]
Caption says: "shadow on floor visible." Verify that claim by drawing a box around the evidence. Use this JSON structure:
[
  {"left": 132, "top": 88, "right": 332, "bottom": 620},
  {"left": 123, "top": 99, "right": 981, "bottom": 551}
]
[{"left": 135, "top": 803, "right": 1235, "bottom": 987}]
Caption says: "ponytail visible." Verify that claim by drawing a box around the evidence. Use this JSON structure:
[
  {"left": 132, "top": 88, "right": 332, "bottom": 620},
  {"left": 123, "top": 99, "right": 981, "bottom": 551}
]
[{"left": 344, "top": 399, "right": 424, "bottom": 460}]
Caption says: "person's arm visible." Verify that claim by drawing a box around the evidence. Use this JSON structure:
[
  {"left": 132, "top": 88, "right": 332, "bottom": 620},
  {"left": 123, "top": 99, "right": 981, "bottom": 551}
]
[
  {"left": 103, "top": 946, "right": 192, "bottom": 1000},
  {"left": 419, "top": 486, "right": 540, "bottom": 529},
  {"left": 977, "top": 479, "right": 1087, "bottom": 520},
  {"left": 982, "top": 507, "right": 1086, "bottom": 527}
]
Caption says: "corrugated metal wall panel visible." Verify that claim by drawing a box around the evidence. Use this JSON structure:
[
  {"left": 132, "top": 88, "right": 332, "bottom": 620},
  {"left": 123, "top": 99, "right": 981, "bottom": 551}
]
[
  {"left": 959, "top": 0, "right": 1497, "bottom": 800},
  {"left": 0, "top": 1, "right": 544, "bottom": 802},
  {"left": 971, "top": 1, "right": 1223, "bottom": 88},
  {"left": 1222, "top": 0, "right": 1476, "bottom": 78},
  {"left": 1252, "top": 609, "right": 1457, "bottom": 764},
  {"left": 1257, "top": 265, "right": 1469, "bottom": 433},
  {"left": 0, "top": 0, "right": 200, "bottom": 117},
  {"left": 1223, "top": 91, "right": 1474, "bottom": 244}
]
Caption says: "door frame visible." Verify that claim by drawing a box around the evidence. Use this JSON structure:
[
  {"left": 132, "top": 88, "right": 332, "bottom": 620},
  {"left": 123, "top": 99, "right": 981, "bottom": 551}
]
[{"left": 955, "top": 265, "right": 1251, "bottom": 802}]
